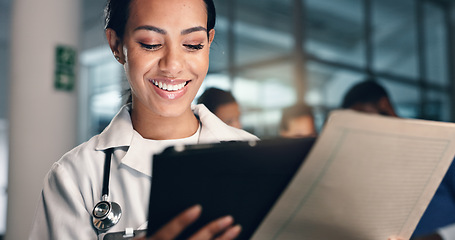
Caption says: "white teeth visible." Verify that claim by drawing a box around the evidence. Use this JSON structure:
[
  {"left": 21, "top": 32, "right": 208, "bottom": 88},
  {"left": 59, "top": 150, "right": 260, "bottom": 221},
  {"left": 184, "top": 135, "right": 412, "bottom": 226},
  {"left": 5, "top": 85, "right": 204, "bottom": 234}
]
[{"left": 152, "top": 80, "right": 186, "bottom": 91}]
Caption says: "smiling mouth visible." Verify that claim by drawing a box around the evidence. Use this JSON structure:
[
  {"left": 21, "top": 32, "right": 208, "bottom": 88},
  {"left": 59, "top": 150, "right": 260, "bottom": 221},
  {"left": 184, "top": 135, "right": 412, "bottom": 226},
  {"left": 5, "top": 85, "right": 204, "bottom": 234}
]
[{"left": 151, "top": 80, "right": 190, "bottom": 92}]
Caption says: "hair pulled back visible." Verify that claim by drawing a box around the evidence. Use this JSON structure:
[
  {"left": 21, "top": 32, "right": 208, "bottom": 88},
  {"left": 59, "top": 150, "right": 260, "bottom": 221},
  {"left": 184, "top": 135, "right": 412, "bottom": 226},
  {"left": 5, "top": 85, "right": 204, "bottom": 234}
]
[
  {"left": 104, "top": 0, "right": 216, "bottom": 39},
  {"left": 197, "top": 88, "right": 237, "bottom": 114}
]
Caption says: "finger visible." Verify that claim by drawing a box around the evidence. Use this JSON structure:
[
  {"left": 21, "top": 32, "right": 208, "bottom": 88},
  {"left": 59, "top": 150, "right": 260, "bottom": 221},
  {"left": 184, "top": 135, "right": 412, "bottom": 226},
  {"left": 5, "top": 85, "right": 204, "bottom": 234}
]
[
  {"left": 387, "top": 237, "right": 406, "bottom": 240},
  {"left": 149, "top": 205, "right": 202, "bottom": 240},
  {"left": 188, "top": 215, "right": 234, "bottom": 240},
  {"left": 215, "top": 224, "right": 242, "bottom": 240}
]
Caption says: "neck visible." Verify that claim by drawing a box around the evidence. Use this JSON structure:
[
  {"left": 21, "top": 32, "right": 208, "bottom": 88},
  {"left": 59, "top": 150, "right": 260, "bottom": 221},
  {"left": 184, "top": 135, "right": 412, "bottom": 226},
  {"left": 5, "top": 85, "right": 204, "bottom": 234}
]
[{"left": 130, "top": 102, "right": 199, "bottom": 140}]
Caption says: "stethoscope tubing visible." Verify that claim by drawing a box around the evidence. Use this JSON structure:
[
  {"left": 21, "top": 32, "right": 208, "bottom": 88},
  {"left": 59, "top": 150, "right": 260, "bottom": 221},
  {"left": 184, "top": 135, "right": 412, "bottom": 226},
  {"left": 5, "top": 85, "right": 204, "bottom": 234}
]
[
  {"left": 102, "top": 148, "right": 114, "bottom": 198},
  {"left": 92, "top": 148, "right": 122, "bottom": 231}
]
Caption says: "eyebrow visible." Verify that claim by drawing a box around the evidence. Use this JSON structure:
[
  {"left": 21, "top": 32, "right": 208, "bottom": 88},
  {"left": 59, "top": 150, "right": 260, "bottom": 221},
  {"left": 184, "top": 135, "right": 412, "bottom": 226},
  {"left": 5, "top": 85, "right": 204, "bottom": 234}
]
[
  {"left": 134, "top": 25, "right": 167, "bottom": 34},
  {"left": 181, "top": 26, "right": 207, "bottom": 35},
  {"left": 134, "top": 25, "right": 207, "bottom": 35}
]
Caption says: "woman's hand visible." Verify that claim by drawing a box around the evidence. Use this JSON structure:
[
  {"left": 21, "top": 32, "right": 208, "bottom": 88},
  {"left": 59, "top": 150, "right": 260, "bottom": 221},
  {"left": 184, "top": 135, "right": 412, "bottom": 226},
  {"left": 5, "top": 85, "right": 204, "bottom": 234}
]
[
  {"left": 388, "top": 237, "right": 406, "bottom": 240},
  {"left": 134, "top": 205, "right": 241, "bottom": 240}
]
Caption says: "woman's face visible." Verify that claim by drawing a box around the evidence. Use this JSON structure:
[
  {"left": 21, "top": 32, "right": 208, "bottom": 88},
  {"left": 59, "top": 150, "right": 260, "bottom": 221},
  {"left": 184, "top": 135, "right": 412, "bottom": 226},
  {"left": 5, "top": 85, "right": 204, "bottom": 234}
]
[
  {"left": 215, "top": 102, "right": 242, "bottom": 129},
  {"left": 117, "top": 0, "right": 214, "bottom": 118}
]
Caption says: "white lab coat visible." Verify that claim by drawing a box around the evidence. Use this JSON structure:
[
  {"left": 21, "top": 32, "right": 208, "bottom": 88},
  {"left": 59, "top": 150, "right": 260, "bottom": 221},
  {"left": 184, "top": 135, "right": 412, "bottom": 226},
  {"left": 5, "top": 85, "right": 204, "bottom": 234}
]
[{"left": 29, "top": 104, "right": 258, "bottom": 240}]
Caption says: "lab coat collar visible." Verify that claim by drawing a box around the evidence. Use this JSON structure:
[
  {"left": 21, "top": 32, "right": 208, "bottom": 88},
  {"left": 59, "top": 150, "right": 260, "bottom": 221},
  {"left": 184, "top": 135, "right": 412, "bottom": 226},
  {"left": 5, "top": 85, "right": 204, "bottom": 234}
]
[
  {"left": 94, "top": 104, "right": 256, "bottom": 177},
  {"left": 120, "top": 130, "right": 155, "bottom": 177},
  {"left": 95, "top": 104, "right": 134, "bottom": 151},
  {"left": 95, "top": 103, "right": 255, "bottom": 150},
  {"left": 95, "top": 104, "right": 155, "bottom": 176}
]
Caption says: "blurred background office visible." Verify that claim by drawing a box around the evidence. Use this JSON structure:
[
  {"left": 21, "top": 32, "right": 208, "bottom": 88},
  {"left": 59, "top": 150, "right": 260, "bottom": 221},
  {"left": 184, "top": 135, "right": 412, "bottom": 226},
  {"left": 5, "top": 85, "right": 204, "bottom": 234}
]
[{"left": 1, "top": 0, "right": 454, "bottom": 239}]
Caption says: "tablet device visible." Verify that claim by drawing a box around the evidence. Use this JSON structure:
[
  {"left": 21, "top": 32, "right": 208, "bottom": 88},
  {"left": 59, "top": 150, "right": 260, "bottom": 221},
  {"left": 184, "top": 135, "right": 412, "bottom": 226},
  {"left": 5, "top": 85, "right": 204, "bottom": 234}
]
[{"left": 146, "top": 137, "right": 315, "bottom": 240}]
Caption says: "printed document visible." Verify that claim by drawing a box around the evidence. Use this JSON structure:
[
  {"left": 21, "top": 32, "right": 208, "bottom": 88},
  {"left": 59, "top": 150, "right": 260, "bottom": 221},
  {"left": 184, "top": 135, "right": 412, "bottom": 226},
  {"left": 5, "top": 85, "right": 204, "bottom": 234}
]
[{"left": 252, "top": 110, "right": 455, "bottom": 240}]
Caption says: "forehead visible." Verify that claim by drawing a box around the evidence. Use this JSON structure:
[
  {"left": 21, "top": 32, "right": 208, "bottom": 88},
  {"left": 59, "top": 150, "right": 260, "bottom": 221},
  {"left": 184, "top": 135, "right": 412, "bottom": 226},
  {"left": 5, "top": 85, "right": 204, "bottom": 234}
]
[
  {"left": 216, "top": 102, "right": 240, "bottom": 113},
  {"left": 289, "top": 116, "right": 313, "bottom": 127},
  {"left": 352, "top": 103, "right": 380, "bottom": 113},
  {"left": 128, "top": 0, "right": 208, "bottom": 28}
]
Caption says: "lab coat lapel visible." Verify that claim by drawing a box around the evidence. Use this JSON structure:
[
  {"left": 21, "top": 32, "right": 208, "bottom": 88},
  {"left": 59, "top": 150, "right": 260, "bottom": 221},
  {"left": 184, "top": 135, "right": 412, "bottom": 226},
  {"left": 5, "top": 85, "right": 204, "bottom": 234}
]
[
  {"left": 95, "top": 105, "right": 152, "bottom": 177},
  {"left": 95, "top": 105, "right": 134, "bottom": 150},
  {"left": 120, "top": 131, "right": 153, "bottom": 177}
]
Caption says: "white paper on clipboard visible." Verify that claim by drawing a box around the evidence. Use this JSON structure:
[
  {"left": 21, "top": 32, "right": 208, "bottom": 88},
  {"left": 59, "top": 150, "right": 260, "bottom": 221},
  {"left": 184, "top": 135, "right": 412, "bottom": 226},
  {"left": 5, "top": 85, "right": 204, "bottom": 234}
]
[{"left": 252, "top": 110, "right": 455, "bottom": 240}]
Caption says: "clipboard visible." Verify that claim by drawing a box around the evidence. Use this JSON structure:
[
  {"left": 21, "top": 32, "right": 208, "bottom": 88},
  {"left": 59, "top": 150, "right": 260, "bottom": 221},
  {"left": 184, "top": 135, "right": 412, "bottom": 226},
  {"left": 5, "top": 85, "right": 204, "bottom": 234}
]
[{"left": 146, "top": 137, "right": 315, "bottom": 239}]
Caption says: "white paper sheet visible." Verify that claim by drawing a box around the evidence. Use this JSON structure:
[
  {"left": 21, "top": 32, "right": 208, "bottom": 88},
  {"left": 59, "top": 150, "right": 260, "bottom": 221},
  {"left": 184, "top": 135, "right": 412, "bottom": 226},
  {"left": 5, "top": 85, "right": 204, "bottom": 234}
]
[{"left": 252, "top": 110, "right": 455, "bottom": 240}]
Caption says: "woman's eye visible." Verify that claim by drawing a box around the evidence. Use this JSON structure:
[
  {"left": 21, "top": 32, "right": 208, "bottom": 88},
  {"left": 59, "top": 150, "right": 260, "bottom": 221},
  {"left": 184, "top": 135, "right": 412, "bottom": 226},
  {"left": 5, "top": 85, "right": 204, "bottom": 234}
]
[
  {"left": 139, "top": 43, "right": 162, "bottom": 50},
  {"left": 184, "top": 44, "right": 204, "bottom": 51}
]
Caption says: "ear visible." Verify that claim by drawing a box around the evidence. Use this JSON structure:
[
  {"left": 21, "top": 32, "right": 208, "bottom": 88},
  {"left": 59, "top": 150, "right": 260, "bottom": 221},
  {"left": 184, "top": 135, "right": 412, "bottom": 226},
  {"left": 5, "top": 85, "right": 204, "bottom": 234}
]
[
  {"left": 105, "top": 28, "right": 125, "bottom": 64},
  {"left": 378, "top": 97, "right": 398, "bottom": 117},
  {"left": 208, "top": 29, "right": 215, "bottom": 46}
]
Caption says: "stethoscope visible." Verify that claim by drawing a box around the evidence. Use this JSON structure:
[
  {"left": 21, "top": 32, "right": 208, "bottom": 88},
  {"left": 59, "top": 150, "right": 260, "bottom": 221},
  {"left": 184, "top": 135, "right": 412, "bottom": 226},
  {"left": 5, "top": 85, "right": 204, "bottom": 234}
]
[
  {"left": 91, "top": 123, "right": 202, "bottom": 231},
  {"left": 92, "top": 148, "right": 122, "bottom": 231}
]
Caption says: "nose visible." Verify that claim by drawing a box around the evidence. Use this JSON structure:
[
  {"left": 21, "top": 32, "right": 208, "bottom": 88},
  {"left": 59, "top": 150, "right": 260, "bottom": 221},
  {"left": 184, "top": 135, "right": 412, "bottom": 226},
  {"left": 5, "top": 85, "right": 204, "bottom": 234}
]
[{"left": 159, "top": 46, "right": 183, "bottom": 76}]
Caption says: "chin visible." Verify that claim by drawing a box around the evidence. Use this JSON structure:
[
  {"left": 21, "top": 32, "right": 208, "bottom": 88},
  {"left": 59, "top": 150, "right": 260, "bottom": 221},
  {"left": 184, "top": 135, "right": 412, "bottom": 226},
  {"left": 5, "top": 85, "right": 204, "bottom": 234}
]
[{"left": 154, "top": 104, "right": 190, "bottom": 118}]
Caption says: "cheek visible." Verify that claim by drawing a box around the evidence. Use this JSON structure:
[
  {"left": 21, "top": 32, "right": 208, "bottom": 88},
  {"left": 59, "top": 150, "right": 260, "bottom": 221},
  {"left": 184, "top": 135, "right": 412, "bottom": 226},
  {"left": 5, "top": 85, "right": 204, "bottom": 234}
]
[
  {"left": 187, "top": 52, "right": 210, "bottom": 77},
  {"left": 125, "top": 53, "right": 159, "bottom": 80}
]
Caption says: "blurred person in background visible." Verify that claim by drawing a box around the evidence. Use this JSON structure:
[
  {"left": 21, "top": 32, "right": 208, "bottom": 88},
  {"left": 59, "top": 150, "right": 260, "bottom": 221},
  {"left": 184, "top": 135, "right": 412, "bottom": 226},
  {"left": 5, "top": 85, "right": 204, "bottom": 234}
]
[
  {"left": 412, "top": 167, "right": 455, "bottom": 240},
  {"left": 197, "top": 87, "right": 242, "bottom": 129},
  {"left": 412, "top": 159, "right": 455, "bottom": 240},
  {"left": 341, "top": 79, "right": 398, "bottom": 117},
  {"left": 341, "top": 80, "right": 455, "bottom": 240},
  {"left": 279, "top": 103, "right": 317, "bottom": 138}
]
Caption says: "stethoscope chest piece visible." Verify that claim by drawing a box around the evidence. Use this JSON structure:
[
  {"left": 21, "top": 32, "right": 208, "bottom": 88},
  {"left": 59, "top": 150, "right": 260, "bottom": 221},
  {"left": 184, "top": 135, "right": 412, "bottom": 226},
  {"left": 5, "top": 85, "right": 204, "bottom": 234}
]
[{"left": 92, "top": 199, "right": 122, "bottom": 230}]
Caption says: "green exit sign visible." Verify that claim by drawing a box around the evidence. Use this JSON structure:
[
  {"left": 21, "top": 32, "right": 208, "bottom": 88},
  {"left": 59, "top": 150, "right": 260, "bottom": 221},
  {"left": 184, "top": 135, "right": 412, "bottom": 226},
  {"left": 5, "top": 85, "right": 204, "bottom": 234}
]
[{"left": 54, "top": 45, "right": 77, "bottom": 91}]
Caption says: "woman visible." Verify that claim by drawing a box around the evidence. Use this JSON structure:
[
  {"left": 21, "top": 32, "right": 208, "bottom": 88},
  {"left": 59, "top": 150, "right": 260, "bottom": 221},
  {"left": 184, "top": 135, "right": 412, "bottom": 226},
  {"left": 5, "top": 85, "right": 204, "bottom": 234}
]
[{"left": 29, "top": 0, "right": 257, "bottom": 239}]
